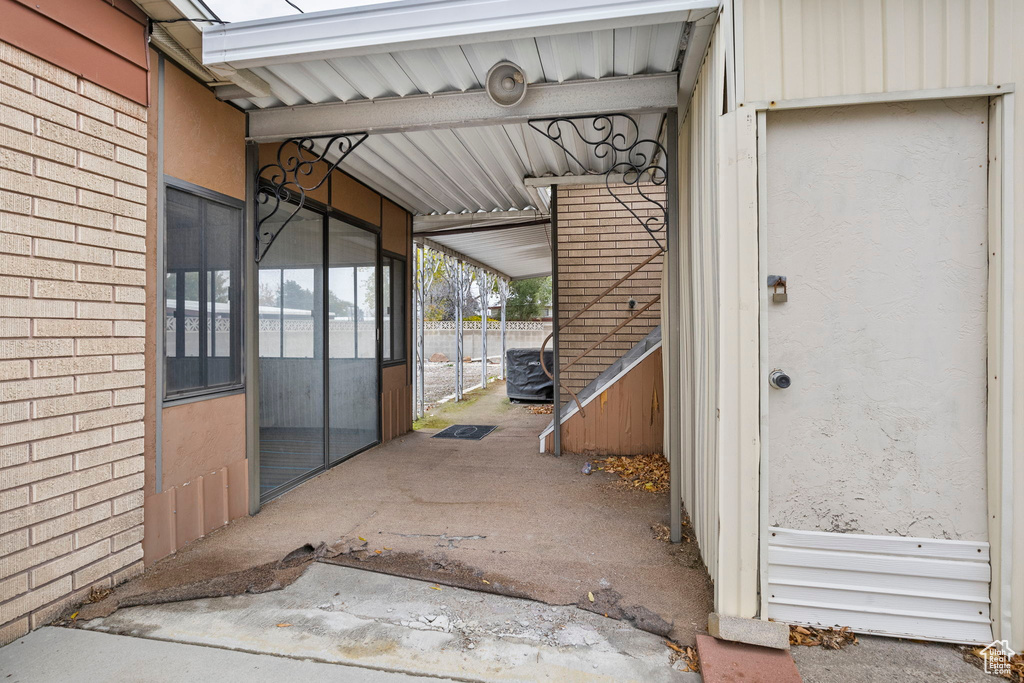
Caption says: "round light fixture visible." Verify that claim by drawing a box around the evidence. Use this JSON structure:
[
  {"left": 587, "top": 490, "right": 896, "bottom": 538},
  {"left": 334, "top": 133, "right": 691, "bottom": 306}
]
[{"left": 486, "top": 60, "right": 527, "bottom": 107}]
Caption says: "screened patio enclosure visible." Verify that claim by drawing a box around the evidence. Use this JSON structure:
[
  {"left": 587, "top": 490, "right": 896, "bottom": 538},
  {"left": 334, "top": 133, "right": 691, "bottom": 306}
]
[{"left": 256, "top": 200, "right": 382, "bottom": 500}]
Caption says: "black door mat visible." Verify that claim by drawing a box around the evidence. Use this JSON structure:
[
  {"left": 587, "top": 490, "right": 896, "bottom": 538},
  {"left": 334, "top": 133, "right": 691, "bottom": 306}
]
[{"left": 432, "top": 425, "right": 497, "bottom": 440}]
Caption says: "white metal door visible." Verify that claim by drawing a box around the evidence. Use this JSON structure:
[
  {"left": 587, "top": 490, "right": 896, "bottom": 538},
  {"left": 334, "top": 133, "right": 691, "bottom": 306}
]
[{"left": 763, "top": 98, "right": 992, "bottom": 643}]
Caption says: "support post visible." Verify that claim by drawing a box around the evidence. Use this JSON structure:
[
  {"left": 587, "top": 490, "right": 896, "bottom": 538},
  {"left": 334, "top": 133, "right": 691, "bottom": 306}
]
[
  {"left": 417, "top": 244, "right": 426, "bottom": 419},
  {"left": 499, "top": 278, "right": 510, "bottom": 380},
  {"left": 413, "top": 244, "right": 422, "bottom": 419},
  {"left": 478, "top": 268, "right": 489, "bottom": 389},
  {"left": 244, "top": 141, "right": 261, "bottom": 514},
  {"left": 551, "top": 189, "right": 561, "bottom": 456},
  {"left": 666, "top": 108, "right": 682, "bottom": 543},
  {"left": 455, "top": 258, "right": 464, "bottom": 401}
]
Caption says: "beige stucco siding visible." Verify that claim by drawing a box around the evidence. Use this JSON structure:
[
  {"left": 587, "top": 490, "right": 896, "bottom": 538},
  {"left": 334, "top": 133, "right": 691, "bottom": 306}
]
[{"left": 736, "top": 0, "right": 1024, "bottom": 648}]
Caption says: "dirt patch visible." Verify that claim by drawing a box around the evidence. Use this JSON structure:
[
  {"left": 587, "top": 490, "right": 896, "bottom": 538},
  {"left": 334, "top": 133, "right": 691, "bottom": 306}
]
[
  {"left": 321, "top": 539, "right": 538, "bottom": 602},
  {"left": 66, "top": 538, "right": 691, "bottom": 645},
  {"left": 67, "top": 543, "right": 327, "bottom": 624},
  {"left": 578, "top": 588, "right": 673, "bottom": 638}
]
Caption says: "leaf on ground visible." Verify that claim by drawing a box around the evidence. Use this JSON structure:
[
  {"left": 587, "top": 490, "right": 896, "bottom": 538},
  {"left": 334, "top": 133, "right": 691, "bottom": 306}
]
[
  {"left": 666, "top": 641, "right": 700, "bottom": 673},
  {"left": 588, "top": 592, "right": 595, "bottom": 602},
  {"left": 276, "top": 623, "right": 292, "bottom": 628},
  {"left": 789, "top": 624, "right": 858, "bottom": 649},
  {"left": 429, "top": 585, "right": 442, "bottom": 591},
  {"left": 593, "top": 453, "right": 669, "bottom": 493},
  {"left": 358, "top": 536, "right": 367, "bottom": 542}
]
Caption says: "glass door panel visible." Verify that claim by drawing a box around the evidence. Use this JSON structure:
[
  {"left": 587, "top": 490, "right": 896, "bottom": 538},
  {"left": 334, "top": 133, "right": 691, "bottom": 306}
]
[
  {"left": 257, "top": 206, "right": 325, "bottom": 500},
  {"left": 328, "top": 217, "right": 379, "bottom": 464}
]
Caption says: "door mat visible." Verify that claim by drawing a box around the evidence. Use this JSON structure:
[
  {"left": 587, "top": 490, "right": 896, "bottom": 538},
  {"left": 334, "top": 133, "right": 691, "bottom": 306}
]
[{"left": 432, "top": 425, "right": 497, "bottom": 440}]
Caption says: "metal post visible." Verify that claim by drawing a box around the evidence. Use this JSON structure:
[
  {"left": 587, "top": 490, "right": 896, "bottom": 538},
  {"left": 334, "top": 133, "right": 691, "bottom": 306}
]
[
  {"left": 413, "top": 244, "right": 422, "bottom": 419},
  {"left": 455, "top": 258, "right": 464, "bottom": 401},
  {"left": 550, "top": 188, "right": 561, "bottom": 457},
  {"left": 478, "top": 268, "right": 489, "bottom": 389},
  {"left": 417, "top": 244, "right": 426, "bottom": 419},
  {"left": 666, "top": 108, "right": 682, "bottom": 543},
  {"left": 499, "top": 278, "right": 509, "bottom": 380},
  {"left": 244, "top": 141, "right": 261, "bottom": 514}
]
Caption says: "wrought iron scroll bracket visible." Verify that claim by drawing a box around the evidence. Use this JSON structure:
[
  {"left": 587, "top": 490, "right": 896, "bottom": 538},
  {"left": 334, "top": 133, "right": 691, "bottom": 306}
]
[
  {"left": 527, "top": 114, "right": 668, "bottom": 251},
  {"left": 254, "top": 133, "right": 369, "bottom": 263}
]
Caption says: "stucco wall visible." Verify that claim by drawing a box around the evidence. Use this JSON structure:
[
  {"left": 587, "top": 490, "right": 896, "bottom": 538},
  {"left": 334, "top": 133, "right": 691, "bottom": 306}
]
[
  {"left": 764, "top": 98, "right": 990, "bottom": 541},
  {"left": 737, "top": 0, "right": 1024, "bottom": 648},
  {"left": 0, "top": 40, "right": 147, "bottom": 645},
  {"left": 142, "top": 56, "right": 249, "bottom": 567}
]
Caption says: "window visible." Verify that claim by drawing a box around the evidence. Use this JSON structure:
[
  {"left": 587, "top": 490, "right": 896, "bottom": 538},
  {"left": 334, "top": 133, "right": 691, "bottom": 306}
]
[
  {"left": 164, "top": 181, "right": 243, "bottom": 399},
  {"left": 382, "top": 254, "right": 405, "bottom": 363}
]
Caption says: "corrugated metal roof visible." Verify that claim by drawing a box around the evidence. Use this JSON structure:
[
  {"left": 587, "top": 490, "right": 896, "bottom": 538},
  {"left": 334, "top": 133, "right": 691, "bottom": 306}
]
[
  {"left": 338, "top": 113, "right": 665, "bottom": 216},
  {"left": 419, "top": 223, "right": 553, "bottom": 280},
  {"left": 231, "top": 24, "right": 687, "bottom": 109},
  {"left": 213, "top": 12, "right": 695, "bottom": 277}
]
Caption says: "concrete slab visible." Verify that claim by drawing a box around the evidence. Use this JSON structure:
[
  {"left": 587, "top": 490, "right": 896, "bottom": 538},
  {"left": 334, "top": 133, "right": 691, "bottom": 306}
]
[
  {"left": 696, "top": 634, "right": 802, "bottom": 683},
  {"left": 79, "top": 562, "right": 700, "bottom": 683},
  {"left": 86, "top": 383, "right": 713, "bottom": 645},
  {"left": 1, "top": 627, "right": 457, "bottom": 682},
  {"left": 790, "top": 634, "right": 991, "bottom": 683},
  {"left": 708, "top": 613, "right": 790, "bottom": 650}
]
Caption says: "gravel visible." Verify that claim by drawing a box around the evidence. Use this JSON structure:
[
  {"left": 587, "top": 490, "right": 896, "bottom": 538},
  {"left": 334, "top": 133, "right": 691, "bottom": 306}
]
[{"left": 422, "top": 360, "right": 503, "bottom": 405}]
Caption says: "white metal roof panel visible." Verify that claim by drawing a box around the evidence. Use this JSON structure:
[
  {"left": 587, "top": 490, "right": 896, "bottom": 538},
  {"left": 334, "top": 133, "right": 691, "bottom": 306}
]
[
  {"left": 420, "top": 223, "right": 553, "bottom": 280},
  {"left": 202, "top": 0, "right": 717, "bottom": 68}
]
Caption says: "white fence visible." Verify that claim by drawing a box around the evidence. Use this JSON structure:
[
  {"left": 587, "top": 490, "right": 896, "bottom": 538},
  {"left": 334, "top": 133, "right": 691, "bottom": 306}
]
[{"left": 423, "top": 321, "right": 551, "bottom": 360}]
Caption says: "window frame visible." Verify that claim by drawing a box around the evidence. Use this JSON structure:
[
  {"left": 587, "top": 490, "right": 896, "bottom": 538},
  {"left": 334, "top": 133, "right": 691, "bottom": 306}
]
[
  {"left": 162, "top": 176, "right": 245, "bottom": 403},
  {"left": 381, "top": 250, "right": 407, "bottom": 366}
]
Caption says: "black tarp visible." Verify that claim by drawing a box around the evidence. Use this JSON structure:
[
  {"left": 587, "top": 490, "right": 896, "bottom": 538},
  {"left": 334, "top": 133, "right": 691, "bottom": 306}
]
[{"left": 505, "top": 348, "right": 554, "bottom": 401}]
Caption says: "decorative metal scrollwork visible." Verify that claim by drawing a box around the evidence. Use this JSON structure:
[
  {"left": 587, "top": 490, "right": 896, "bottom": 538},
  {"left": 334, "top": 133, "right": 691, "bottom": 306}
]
[
  {"left": 254, "top": 133, "right": 368, "bottom": 262},
  {"left": 528, "top": 114, "right": 668, "bottom": 250}
]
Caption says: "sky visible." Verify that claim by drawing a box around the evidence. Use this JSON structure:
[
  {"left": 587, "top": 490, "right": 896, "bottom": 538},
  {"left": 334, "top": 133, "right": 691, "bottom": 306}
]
[{"left": 205, "top": 0, "right": 391, "bottom": 22}]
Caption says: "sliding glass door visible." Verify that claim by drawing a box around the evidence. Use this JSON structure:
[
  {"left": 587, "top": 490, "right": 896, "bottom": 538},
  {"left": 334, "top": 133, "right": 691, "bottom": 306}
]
[
  {"left": 328, "top": 217, "right": 379, "bottom": 463},
  {"left": 257, "top": 204, "right": 380, "bottom": 501}
]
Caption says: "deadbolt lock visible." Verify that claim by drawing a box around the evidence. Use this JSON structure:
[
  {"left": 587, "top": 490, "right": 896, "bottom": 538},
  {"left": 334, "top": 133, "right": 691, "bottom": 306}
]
[{"left": 768, "top": 275, "right": 787, "bottom": 303}]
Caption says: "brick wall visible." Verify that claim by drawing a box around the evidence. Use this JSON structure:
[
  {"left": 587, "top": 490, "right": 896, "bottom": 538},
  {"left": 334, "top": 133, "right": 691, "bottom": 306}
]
[
  {"left": 556, "top": 183, "right": 664, "bottom": 395},
  {"left": 0, "top": 41, "right": 146, "bottom": 645}
]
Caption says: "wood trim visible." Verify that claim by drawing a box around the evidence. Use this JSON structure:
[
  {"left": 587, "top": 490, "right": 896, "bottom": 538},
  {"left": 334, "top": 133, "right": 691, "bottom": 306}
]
[{"left": 0, "top": 0, "right": 150, "bottom": 105}]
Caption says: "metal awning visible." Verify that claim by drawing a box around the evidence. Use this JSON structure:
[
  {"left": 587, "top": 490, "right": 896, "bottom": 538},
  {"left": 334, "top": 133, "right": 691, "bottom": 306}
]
[{"left": 201, "top": 0, "right": 719, "bottom": 276}]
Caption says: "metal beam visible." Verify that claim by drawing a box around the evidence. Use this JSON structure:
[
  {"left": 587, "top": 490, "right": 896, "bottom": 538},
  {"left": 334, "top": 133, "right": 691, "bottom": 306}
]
[
  {"left": 414, "top": 220, "right": 550, "bottom": 238},
  {"left": 524, "top": 173, "right": 628, "bottom": 187},
  {"left": 202, "top": 0, "right": 718, "bottom": 69},
  {"left": 247, "top": 74, "right": 678, "bottom": 141},
  {"left": 414, "top": 236, "right": 512, "bottom": 282},
  {"left": 414, "top": 209, "right": 548, "bottom": 228}
]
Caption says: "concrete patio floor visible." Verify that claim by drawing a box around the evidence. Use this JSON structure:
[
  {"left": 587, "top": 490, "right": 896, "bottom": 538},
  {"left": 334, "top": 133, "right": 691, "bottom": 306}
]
[{"left": 76, "top": 381, "right": 714, "bottom": 646}]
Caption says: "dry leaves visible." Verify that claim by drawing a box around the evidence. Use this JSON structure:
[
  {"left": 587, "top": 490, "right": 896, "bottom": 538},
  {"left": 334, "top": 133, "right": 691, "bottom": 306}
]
[
  {"left": 526, "top": 404, "right": 553, "bottom": 414},
  {"left": 594, "top": 453, "right": 669, "bottom": 493},
  {"left": 84, "top": 586, "right": 112, "bottom": 604},
  {"left": 651, "top": 523, "right": 671, "bottom": 542},
  {"left": 789, "top": 624, "right": 859, "bottom": 650},
  {"left": 666, "top": 640, "right": 700, "bottom": 672}
]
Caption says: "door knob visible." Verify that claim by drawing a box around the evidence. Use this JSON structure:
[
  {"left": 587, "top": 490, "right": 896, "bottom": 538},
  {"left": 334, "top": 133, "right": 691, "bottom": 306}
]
[{"left": 769, "top": 370, "right": 791, "bottom": 389}]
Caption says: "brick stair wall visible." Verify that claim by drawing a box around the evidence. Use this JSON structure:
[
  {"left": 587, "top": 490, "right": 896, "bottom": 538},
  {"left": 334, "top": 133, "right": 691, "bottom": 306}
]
[{"left": 555, "top": 182, "right": 665, "bottom": 396}]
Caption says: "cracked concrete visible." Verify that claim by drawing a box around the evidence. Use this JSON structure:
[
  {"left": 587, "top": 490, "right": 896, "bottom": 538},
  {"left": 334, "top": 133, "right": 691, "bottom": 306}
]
[
  {"left": 79, "top": 383, "right": 712, "bottom": 644},
  {"left": 77, "top": 563, "right": 699, "bottom": 683}
]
